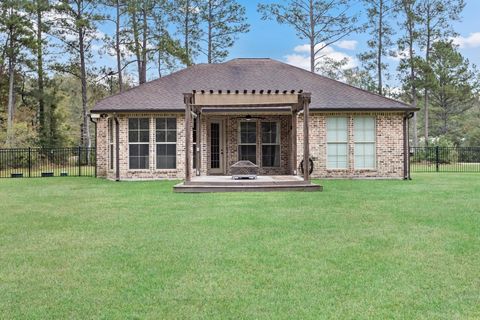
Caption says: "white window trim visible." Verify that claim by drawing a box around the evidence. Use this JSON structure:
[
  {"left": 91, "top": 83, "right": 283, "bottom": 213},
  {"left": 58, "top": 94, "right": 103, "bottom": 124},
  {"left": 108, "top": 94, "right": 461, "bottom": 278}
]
[
  {"left": 326, "top": 117, "right": 349, "bottom": 170},
  {"left": 155, "top": 117, "right": 177, "bottom": 170},
  {"left": 261, "top": 121, "right": 281, "bottom": 168},
  {"left": 128, "top": 117, "right": 151, "bottom": 171},
  {"left": 354, "top": 116, "right": 377, "bottom": 170},
  {"left": 238, "top": 120, "right": 258, "bottom": 163}
]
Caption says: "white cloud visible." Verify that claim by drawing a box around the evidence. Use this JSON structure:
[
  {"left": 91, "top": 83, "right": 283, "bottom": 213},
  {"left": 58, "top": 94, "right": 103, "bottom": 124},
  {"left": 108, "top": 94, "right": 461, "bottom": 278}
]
[
  {"left": 284, "top": 43, "right": 358, "bottom": 72},
  {"left": 452, "top": 32, "right": 480, "bottom": 48},
  {"left": 335, "top": 40, "right": 358, "bottom": 50}
]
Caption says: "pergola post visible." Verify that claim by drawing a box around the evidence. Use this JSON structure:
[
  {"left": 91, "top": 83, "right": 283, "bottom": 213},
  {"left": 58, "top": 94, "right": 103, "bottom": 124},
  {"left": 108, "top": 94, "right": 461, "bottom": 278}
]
[
  {"left": 184, "top": 93, "right": 193, "bottom": 182},
  {"left": 195, "top": 109, "right": 201, "bottom": 176},
  {"left": 291, "top": 111, "right": 297, "bottom": 175},
  {"left": 302, "top": 93, "right": 311, "bottom": 181}
]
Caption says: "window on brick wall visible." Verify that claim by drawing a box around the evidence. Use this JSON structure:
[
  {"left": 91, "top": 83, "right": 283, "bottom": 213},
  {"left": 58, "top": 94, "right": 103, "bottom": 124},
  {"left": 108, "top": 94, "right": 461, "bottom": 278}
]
[
  {"left": 326, "top": 117, "right": 348, "bottom": 169},
  {"left": 128, "top": 118, "right": 150, "bottom": 169},
  {"left": 261, "top": 122, "right": 280, "bottom": 167},
  {"left": 108, "top": 118, "right": 114, "bottom": 170},
  {"left": 156, "top": 117, "right": 176, "bottom": 169},
  {"left": 238, "top": 121, "right": 257, "bottom": 164},
  {"left": 354, "top": 117, "right": 376, "bottom": 169}
]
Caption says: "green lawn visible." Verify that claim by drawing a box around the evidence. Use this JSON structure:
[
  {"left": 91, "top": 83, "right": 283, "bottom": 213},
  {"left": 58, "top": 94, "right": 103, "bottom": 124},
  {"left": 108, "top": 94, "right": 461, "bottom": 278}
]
[{"left": 1, "top": 175, "right": 479, "bottom": 319}]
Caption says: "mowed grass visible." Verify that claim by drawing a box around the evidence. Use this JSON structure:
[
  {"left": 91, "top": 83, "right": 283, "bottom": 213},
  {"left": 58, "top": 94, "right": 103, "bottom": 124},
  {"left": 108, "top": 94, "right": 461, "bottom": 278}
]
[{"left": 0, "top": 175, "right": 479, "bottom": 319}]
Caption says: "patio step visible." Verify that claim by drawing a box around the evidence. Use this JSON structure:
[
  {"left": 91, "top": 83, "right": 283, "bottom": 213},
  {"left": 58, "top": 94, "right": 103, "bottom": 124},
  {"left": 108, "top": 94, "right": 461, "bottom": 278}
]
[
  {"left": 185, "top": 179, "right": 308, "bottom": 186},
  {"left": 173, "top": 182, "right": 322, "bottom": 193}
]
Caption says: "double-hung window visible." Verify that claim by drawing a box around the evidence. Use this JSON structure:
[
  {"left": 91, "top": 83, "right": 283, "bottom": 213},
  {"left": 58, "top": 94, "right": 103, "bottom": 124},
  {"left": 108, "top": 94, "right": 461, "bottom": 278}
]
[
  {"left": 261, "top": 122, "right": 280, "bottom": 167},
  {"left": 238, "top": 121, "right": 257, "bottom": 164},
  {"left": 354, "top": 117, "right": 376, "bottom": 169},
  {"left": 128, "top": 118, "right": 150, "bottom": 169},
  {"left": 156, "top": 118, "right": 176, "bottom": 169},
  {"left": 108, "top": 118, "right": 114, "bottom": 170},
  {"left": 326, "top": 117, "right": 348, "bottom": 169}
]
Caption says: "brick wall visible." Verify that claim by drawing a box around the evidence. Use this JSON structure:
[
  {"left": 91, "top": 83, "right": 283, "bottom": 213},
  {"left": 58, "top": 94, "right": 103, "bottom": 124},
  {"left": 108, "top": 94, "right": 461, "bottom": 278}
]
[
  {"left": 96, "top": 111, "right": 405, "bottom": 180},
  {"left": 296, "top": 112, "right": 405, "bottom": 178}
]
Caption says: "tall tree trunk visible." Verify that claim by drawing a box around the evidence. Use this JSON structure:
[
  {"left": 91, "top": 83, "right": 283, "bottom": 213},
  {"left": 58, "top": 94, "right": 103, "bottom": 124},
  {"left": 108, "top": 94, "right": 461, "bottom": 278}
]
[
  {"left": 78, "top": 23, "right": 90, "bottom": 148},
  {"left": 207, "top": 0, "right": 212, "bottom": 63},
  {"left": 115, "top": 0, "right": 123, "bottom": 92},
  {"left": 131, "top": 7, "right": 142, "bottom": 83},
  {"left": 140, "top": 5, "right": 147, "bottom": 84},
  {"left": 309, "top": 0, "right": 315, "bottom": 73},
  {"left": 408, "top": 18, "right": 418, "bottom": 147},
  {"left": 424, "top": 8, "right": 431, "bottom": 146},
  {"left": 36, "top": 0, "right": 46, "bottom": 146},
  {"left": 185, "top": 0, "right": 191, "bottom": 66},
  {"left": 377, "top": 0, "right": 383, "bottom": 95},
  {"left": 6, "top": 55, "right": 15, "bottom": 146}
]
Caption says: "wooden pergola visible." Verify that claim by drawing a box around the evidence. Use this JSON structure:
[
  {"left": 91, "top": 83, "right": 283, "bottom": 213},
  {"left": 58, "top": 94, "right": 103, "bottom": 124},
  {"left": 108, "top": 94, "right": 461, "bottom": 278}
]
[{"left": 183, "top": 90, "right": 312, "bottom": 183}]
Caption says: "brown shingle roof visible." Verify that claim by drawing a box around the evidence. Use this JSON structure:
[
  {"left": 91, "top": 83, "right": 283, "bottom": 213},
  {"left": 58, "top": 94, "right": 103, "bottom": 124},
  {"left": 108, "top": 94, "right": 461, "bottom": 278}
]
[{"left": 92, "top": 58, "right": 415, "bottom": 112}]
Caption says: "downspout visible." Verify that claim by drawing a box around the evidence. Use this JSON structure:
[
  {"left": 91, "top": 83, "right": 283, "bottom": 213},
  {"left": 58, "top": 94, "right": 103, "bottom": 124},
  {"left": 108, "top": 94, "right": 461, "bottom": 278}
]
[
  {"left": 89, "top": 114, "right": 98, "bottom": 177},
  {"left": 114, "top": 115, "right": 120, "bottom": 181}
]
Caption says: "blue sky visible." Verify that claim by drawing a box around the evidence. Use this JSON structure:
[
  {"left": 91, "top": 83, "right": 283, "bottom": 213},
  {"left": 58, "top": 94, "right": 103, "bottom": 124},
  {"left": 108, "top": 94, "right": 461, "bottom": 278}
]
[
  {"left": 98, "top": 0, "right": 480, "bottom": 86},
  {"left": 225, "top": 0, "right": 480, "bottom": 73}
]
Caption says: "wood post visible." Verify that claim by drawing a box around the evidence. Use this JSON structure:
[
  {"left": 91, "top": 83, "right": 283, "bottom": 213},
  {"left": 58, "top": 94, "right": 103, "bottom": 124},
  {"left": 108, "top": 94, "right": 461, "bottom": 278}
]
[
  {"left": 196, "top": 110, "right": 201, "bottom": 176},
  {"left": 184, "top": 93, "right": 193, "bottom": 182},
  {"left": 302, "top": 93, "right": 311, "bottom": 182}
]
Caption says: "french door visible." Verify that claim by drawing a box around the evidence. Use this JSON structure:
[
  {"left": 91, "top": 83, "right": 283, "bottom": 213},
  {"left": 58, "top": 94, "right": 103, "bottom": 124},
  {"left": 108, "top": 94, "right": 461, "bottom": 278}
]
[{"left": 209, "top": 120, "right": 225, "bottom": 174}]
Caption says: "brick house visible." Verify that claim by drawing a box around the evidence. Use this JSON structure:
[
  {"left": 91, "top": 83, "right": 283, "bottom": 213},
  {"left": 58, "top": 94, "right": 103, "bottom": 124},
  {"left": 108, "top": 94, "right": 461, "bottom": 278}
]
[{"left": 91, "top": 58, "right": 417, "bottom": 188}]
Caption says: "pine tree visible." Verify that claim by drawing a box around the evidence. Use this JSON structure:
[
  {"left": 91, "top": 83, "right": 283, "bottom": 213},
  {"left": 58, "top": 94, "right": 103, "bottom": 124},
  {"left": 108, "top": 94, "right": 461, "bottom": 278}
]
[
  {"left": 417, "top": 0, "right": 465, "bottom": 145},
  {"left": 171, "top": 0, "right": 202, "bottom": 65},
  {"left": 258, "top": 0, "right": 360, "bottom": 73},
  {"left": 0, "top": 0, "right": 35, "bottom": 146},
  {"left": 359, "top": 0, "right": 395, "bottom": 96},
  {"left": 200, "top": 0, "right": 249, "bottom": 63},
  {"left": 53, "top": 0, "right": 103, "bottom": 148},
  {"left": 422, "top": 41, "right": 479, "bottom": 140}
]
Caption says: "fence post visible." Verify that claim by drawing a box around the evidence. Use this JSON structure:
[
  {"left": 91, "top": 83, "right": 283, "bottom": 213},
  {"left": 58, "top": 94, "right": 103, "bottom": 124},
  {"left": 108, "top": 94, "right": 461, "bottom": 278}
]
[
  {"left": 28, "top": 147, "right": 31, "bottom": 177},
  {"left": 435, "top": 146, "right": 440, "bottom": 172},
  {"left": 78, "top": 146, "right": 81, "bottom": 176}
]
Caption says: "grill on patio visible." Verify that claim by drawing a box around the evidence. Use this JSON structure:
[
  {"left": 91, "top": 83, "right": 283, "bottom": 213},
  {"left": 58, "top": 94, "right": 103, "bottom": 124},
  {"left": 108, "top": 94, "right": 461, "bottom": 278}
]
[{"left": 230, "top": 160, "right": 259, "bottom": 179}]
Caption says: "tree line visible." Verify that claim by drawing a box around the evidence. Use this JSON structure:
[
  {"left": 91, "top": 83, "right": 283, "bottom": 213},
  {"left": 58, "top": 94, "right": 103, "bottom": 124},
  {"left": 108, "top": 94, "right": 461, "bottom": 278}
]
[{"left": 1, "top": 0, "right": 479, "bottom": 149}]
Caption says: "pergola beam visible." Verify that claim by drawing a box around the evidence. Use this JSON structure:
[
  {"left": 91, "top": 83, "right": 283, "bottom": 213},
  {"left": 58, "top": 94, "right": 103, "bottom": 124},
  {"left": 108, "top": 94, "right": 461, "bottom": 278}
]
[{"left": 183, "top": 90, "right": 311, "bottom": 182}]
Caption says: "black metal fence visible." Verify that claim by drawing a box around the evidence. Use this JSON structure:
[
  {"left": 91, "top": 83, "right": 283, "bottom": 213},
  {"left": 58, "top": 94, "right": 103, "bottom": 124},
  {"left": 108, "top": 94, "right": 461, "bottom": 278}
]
[
  {"left": 410, "top": 146, "right": 480, "bottom": 173},
  {"left": 0, "top": 147, "right": 96, "bottom": 178}
]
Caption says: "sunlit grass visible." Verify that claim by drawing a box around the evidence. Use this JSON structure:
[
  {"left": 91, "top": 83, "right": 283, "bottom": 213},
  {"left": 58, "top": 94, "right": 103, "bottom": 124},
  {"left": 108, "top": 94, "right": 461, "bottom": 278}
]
[{"left": 0, "top": 174, "right": 479, "bottom": 319}]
